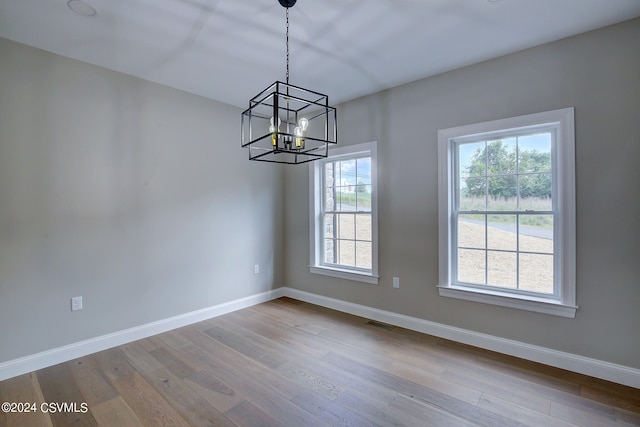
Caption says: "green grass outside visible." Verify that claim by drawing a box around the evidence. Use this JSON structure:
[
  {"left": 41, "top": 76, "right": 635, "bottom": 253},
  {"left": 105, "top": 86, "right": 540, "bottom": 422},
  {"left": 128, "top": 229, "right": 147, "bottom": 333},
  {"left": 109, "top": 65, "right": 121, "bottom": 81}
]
[
  {"left": 460, "top": 196, "right": 552, "bottom": 229},
  {"left": 337, "top": 191, "right": 371, "bottom": 209}
]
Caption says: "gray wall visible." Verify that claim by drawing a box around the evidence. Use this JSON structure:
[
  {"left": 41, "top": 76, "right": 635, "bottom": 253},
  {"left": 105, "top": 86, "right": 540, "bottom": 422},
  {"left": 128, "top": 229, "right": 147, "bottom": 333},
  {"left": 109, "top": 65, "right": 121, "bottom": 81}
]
[
  {"left": 0, "top": 37, "right": 283, "bottom": 363},
  {"left": 284, "top": 18, "right": 640, "bottom": 369},
  {"left": 2, "top": 18, "right": 638, "bottom": 372}
]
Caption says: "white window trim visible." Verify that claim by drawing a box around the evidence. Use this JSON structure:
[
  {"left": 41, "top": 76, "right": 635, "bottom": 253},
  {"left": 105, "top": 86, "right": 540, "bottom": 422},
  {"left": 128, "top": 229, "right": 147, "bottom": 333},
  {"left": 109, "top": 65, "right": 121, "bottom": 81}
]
[
  {"left": 437, "top": 108, "right": 577, "bottom": 318},
  {"left": 309, "top": 141, "right": 379, "bottom": 284}
]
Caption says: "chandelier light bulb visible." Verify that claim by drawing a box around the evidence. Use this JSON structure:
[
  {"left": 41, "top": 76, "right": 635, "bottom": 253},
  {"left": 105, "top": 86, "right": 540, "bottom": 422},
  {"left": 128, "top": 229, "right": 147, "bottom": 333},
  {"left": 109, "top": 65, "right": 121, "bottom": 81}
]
[
  {"left": 270, "top": 117, "right": 281, "bottom": 130},
  {"left": 294, "top": 126, "right": 303, "bottom": 148},
  {"left": 270, "top": 117, "right": 281, "bottom": 147},
  {"left": 298, "top": 117, "right": 309, "bottom": 132}
]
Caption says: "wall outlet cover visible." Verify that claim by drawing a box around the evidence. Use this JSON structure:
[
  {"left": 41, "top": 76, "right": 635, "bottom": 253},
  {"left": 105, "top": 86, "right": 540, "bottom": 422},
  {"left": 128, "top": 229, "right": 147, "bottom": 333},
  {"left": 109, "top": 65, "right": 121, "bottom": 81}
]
[{"left": 71, "top": 296, "right": 83, "bottom": 311}]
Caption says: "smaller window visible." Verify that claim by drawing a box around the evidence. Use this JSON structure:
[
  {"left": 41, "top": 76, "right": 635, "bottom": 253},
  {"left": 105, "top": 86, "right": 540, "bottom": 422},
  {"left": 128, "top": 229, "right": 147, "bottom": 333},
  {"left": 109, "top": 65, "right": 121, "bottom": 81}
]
[
  {"left": 438, "top": 108, "right": 576, "bottom": 317},
  {"left": 309, "top": 141, "right": 378, "bottom": 284}
]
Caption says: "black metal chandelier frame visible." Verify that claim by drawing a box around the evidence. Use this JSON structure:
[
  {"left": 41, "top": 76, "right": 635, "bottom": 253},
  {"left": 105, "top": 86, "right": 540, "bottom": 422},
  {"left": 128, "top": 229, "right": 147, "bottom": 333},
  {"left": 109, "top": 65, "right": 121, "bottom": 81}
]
[{"left": 241, "top": 0, "right": 337, "bottom": 164}]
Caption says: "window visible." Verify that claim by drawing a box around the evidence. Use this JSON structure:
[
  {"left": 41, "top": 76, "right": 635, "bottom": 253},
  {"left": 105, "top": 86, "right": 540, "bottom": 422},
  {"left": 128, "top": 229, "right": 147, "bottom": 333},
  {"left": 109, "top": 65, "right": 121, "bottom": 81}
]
[
  {"left": 310, "top": 141, "right": 378, "bottom": 284},
  {"left": 438, "top": 108, "right": 576, "bottom": 317}
]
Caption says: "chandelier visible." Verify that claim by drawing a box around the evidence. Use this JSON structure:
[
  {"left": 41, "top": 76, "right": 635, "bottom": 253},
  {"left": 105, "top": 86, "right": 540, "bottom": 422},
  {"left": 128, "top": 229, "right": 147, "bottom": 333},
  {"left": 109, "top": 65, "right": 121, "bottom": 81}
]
[{"left": 241, "top": 0, "right": 337, "bottom": 164}]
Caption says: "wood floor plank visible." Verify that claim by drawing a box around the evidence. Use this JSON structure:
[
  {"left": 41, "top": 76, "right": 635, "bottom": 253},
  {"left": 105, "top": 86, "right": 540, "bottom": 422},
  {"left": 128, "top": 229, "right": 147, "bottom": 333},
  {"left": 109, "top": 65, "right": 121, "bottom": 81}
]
[
  {"left": 120, "top": 341, "right": 236, "bottom": 426},
  {"left": 36, "top": 363, "right": 98, "bottom": 426},
  {"left": 441, "top": 366, "right": 553, "bottom": 414},
  {"left": 315, "top": 330, "right": 480, "bottom": 405},
  {"left": 438, "top": 339, "right": 582, "bottom": 395},
  {"left": 0, "top": 372, "right": 53, "bottom": 427},
  {"left": 1, "top": 298, "right": 638, "bottom": 426},
  {"left": 581, "top": 383, "right": 640, "bottom": 412},
  {"left": 249, "top": 300, "right": 327, "bottom": 335},
  {"left": 249, "top": 304, "right": 455, "bottom": 395},
  {"left": 177, "top": 328, "right": 330, "bottom": 426},
  {"left": 389, "top": 394, "right": 480, "bottom": 427},
  {"left": 323, "top": 351, "right": 523, "bottom": 427},
  {"left": 478, "top": 393, "right": 575, "bottom": 427},
  {"left": 148, "top": 346, "right": 196, "bottom": 379},
  {"left": 90, "top": 396, "right": 144, "bottom": 427},
  {"left": 202, "top": 325, "right": 288, "bottom": 369},
  {"left": 253, "top": 304, "right": 453, "bottom": 380},
  {"left": 550, "top": 399, "right": 622, "bottom": 427},
  {"left": 210, "top": 311, "right": 327, "bottom": 363},
  {"left": 291, "top": 389, "right": 382, "bottom": 427},
  {"left": 225, "top": 400, "right": 285, "bottom": 427},
  {"left": 221, "top": 310, "right": 329, "bottom": 358},
  {"left": 66, "top": 355, "right": 118, "bottom": 407},
  {"left": 158, "top": 327, "right": 200, "bottom": 350},
  {"left": 333, "top": 388, "right": 434, "bottom": 427},
  {"left": 180, "top": 327, "right": 303, "bottom": 401},
  {"left": 111, "top": 372, "right": 190, "bottom": 426},
  {"left": 183, "top": 370, "right": 244, "bottom": 413},
  {"left": 275, "top": 361, "right": 344, "bottom": 400},
  {"left": 91, "top": 347, "right": 192, "bottom": 425},
  {"left": 615, "top": 407, "right": 640, "bottom": 425},
  {"left": 550, "top": 388, "right": 622, "bottom": 419},
  {"left": 238, "top": 308, "right": 356, "bottom": 359},
  {"left": 91, "top": 347, "right": 136, "bottom": 381}
]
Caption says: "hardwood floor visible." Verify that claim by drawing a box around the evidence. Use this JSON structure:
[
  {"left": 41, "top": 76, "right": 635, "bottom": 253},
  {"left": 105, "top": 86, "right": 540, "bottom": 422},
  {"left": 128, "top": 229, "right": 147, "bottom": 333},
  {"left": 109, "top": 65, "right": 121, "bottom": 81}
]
[{"left": 1, "top": 297, "right": 639, "bottom": 426}]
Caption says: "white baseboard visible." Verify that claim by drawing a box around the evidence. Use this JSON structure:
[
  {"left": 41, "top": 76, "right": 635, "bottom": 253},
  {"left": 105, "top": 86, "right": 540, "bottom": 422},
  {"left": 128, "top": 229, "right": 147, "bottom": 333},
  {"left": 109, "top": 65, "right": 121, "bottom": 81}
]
[
  {"left": 0, "top": 288, "right": 285, "bottom": 382},
  {"left": 282, "top": 287, "right": 640, "bottom": 389},
  {"left": 2, "top": 286, "right": 638, "bottom": 390}
]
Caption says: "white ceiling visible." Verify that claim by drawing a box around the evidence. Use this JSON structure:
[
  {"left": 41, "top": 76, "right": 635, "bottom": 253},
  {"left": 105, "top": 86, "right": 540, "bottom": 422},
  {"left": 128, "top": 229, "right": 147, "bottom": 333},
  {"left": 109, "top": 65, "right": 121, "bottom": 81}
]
[{"left": 2, "top": 0, "right": 640, "bottom": 108}]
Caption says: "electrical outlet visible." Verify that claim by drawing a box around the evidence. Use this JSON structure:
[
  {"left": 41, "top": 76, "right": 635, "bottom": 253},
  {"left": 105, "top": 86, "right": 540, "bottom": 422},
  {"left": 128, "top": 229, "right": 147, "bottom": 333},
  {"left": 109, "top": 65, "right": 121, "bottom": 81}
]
[
  {"left": 393, "top": 277, "right": 400, "bottom": 288},
  {"left": 71, "top": 296, "right": 83, "bottom": 311},
  {"left": 254, "top": 264, "right": 260, "bottom": 274}
]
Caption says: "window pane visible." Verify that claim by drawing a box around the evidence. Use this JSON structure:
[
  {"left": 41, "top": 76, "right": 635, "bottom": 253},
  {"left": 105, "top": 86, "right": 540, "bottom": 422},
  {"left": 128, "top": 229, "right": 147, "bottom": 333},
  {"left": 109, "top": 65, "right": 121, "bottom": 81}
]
[
  {"left": 337, "top": 240, "right": 355, "bottom": 267},
  {"left": 487, "top": 215, "right": 516, "bottom": 251},
  {"left": 324, "top": 214, "right": 335, "bottom": 238},
  {"left": 355, "top": 214, "right": 372, "bottom": 241},
  {"left": 324, "top": 187, "right": 336, "bottom": 211},
  {"left": 487, "top": 176, "right": 517, "bottom": 210},
  {"left": 338, "top": 159, "right": 357, "bottom": 186},
  {"left": 519, "top": 253, "right": 553, "bottom": 294},
  {"left": 519, "top": 215, "right": 553, "bottom": 254},
  {"left": 313, "top": 142, "right": 377, "bottom": 282},
  {"left": 337, "top": 191, "right": 356, "bottom": 211},
  {"left": 487, "top": 251, "right": 517, "bottom": 289},
  {"left": 324, "top": 162, "right": 335, "bottom": 187},
  {"left": 459, "top": 141, "right": 485, "bottom": 179},
  {"left": 518, "top": 134, "right": 551, "bottom": 173},
  {"left": 460, "top": 177, "right": 486, "bottom": 210},
  {"left": 357, "top": 157, "right": 371, "bottom": 185},
  {"left": 356, "top": 185, "right": 371, "bottom": 211},
  {"left": 487, "top": 139, "right": 516, "bottom": 175},
  {"left": 457, "top": 249, "right": 485, "bottom": 285},
  {"left": 519, "top": 173, "right": 552, "bottom": 211},
  {"left": 323, "top": 238, "right": 335, "bottom": 264},
  {"left": 355, "top": 242, "right": 372, "bottom": 269},
  {"left": 457, "top": 215, "right": 485, "bottom": 249},
  {"left": 337, "top": 214, "right": 354, "bottom": 240},
  {"left": 440, "top": 109, "right": 576, "bottom": 309}
]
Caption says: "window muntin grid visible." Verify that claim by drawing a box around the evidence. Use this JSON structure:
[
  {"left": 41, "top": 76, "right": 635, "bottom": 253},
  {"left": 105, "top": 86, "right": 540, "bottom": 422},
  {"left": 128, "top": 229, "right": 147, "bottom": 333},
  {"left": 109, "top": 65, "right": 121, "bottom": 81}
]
[
  {"left": 453, "top": 131, "right": 556, "bottom": 296},
  {"left": 321, "top": 155, "right": 373, "bottom": 271}
]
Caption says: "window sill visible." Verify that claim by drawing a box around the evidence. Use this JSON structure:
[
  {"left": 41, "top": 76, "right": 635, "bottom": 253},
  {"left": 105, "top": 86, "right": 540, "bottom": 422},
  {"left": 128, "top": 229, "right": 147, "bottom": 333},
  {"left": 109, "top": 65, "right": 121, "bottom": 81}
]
[
  {"left": 310, "top": 266, "right": 379, "bottom": 285},
  {"left": 438, "top": 285, "right": 577, "bottom": 318}
]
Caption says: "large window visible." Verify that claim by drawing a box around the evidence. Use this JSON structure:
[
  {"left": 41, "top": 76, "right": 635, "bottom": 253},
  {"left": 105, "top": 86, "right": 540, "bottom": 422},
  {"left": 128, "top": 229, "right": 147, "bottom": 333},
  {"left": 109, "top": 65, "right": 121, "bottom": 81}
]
[
  {"left": 438, "top": 109, "right": 576, "bottom": 317},
  {"left": 310, "top": 141, "right": 378, "bottom": 284}
]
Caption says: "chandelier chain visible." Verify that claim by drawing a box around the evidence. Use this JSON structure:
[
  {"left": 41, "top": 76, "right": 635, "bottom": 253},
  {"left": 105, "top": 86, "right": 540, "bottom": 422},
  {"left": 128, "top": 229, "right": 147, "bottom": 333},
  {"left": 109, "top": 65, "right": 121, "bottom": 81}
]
[{"left": 285, "top": 7, "right": 290, "bottom": 84}]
